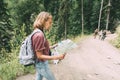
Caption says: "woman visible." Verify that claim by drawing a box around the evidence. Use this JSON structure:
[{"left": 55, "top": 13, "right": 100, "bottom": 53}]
[{"left": 32, "top": 11, "right": 66, "bottom": 80}]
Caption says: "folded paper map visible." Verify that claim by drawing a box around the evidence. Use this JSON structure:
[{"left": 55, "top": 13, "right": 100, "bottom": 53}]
[{"left": 52, "top": 39, "right": 78, "bottom": 54}]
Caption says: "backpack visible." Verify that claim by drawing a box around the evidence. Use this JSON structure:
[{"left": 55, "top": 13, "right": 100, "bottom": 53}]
[{"left": 19, "top": 29, "right": 42, "bottom": 66}]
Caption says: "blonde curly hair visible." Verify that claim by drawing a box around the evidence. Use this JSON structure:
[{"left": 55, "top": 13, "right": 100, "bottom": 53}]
[{"left": 33, "top": 11, "right": 52, "bottom": 30}]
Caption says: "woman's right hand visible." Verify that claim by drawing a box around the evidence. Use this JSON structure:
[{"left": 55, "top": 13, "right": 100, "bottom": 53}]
[{"left": 58, "top": 53, "right": 66, "bottom": 60}]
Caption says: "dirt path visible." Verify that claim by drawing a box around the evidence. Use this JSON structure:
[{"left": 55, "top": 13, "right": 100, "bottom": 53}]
[{"left": 16, "top": 34, "right": 120, "bottom": 80}]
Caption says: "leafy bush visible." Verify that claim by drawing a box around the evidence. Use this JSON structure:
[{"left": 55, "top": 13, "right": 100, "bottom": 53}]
[
  {"left": 0, "top": 24, "right": 35, "bottom": 80},
  {"left": 0, "top": 58, "right": 24, "bottom": 80},
  {"left": 0, "top": 49, "right": 35, "bottom": 80},
  {"left": 111, "top": 26, "right": 120, "bottom": 48}
]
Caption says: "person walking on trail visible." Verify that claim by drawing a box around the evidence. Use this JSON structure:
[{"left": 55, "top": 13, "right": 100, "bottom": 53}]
[
  {"left": 32, "top": 11, "right": 66, "bottom": 80},
  {"left": 101, "top": 30, "right": 107, "bottom": 41},
  {"left": 94, "top": 29, "right": 99, "bottom": 39},
  {"left": 99, "top": 30, "right": 103, "bottom": 40}
]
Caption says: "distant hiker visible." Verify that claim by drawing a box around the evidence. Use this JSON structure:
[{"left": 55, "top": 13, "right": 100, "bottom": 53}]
[
  {"left": 32, "top": 11, "right": 66, "bottom": 80},
  {"left": 101, "top": 30, "right": 107, "bottom": 41},
  {"left": 98, "top": 30, "right": 103, "bottom": 40},
  {"left": 94, "top": 29, "right": 99, "bottom": 39}
]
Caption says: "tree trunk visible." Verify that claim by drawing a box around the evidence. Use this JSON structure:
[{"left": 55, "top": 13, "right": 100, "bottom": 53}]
[
  {"left": 65, "top": 18, "right": 67, "bottom": 39},
  {"left": 106, "top": 0, "right": 111, "bottom": 30},
  {"left": 98, "top": 0, "right": 104, "bottom": 31},
  {"left": 81, "top": 0, "right": 84, "bottom": 36}
]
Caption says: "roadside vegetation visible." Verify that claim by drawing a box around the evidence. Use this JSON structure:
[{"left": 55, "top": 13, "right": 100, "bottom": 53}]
[
  {"left": 110, "top": 25, "right": 120, "bottom": 49},
  {"left": 0, "top": 34, "right": 89, "bottom": 80},
  {"left": 0, "top": 0, "right": 120, "bottom": 80}
]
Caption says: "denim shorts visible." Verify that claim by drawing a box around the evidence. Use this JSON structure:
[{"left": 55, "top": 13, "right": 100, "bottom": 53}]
[{"left": 35, "top": 61, "right": 56, "bottom": 80}]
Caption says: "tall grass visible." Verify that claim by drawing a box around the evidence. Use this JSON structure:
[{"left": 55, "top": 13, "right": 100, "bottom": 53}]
[
  {"left": 0, "top": 59, "right": 23, "bottom": 80},
  {"left": 71, "top": 34, "right": 91, "bottom": 43},
  {"left": 0, "top": 48, "right": 35, "bottom": 80},
  {"left": 0, "top": 58, "right": 35, "bottom": 80},
  {"left": 0, "top": 33, "right": 90, "bottom": 80},
  {"left": 111, "top": 26, "right": 120, "bottom": 48}
]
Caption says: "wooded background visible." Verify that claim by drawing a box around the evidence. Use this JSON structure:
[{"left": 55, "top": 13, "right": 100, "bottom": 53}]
[
  {"left": 1, "top": 0, "right": 120, "bottom": 80},
  {"left": 0, "top": 0, "right": 120, "bottom": 64}
]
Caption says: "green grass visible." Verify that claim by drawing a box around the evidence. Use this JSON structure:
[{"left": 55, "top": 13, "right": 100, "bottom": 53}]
[
  {"left": 0, "top": 34, "right": 90, "bottom": 80},
  {"left": 0, "top": 49, "right": 35, "bottom": 80},
  {"left": 70, "top": 34, "right": 91, "bottom": 43},
  {"left": 110, "top": 37, "right": 120, "bottom": 49},
  {"left": 0, "top": 59, "right": 23, "bottom": 80},
  {"left": 0, "top": 59, "right": 36, "bottom": 80},
  {"left": 109, "top": 26, "right": 120, "bottom": 49}
]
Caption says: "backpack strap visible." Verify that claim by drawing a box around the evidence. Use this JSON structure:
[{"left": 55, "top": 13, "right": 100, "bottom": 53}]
[
  {"left": 31, "top": 28, "right": 42, "bottom": 36},
  {"left": 31, "top": 28, "right": 46, "bottom": 63}
]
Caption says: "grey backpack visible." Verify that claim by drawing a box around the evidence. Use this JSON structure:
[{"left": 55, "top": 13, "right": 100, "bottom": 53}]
[{"left": 19, "top": 29, "right": 42, "bottom": 66}]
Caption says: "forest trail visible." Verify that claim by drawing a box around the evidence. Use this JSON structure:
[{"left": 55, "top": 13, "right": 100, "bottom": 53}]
[{"left": 16, "top": 34, "right": 120, "bottom": 80}]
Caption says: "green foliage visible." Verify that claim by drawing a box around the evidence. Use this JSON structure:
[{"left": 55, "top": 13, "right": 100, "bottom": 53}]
[
  {"left": 0, "top": 0, "right": 13, "bottom": 52},
  {"left": 0, "top": 49, "right": 13, "bottom": 64},
  {"left": 10, "top": 24, "right": 27, "bottom": 49},
  {"left": 108, "top": 0, "right": 120, "bottom": 32},
  {"left": 0, "top": 59, "right": 22, "bottom": 80},
  {"left": 15, "top": 0, "right": 45, "bottom": 35},
  {"left": 0, "top": 24, "right": 27, "bottom": 62},
  {"left": 0, "top": 47, "right": 35, "bottom": 80},
  {"left": 0, "top": 57, "right": 35, "bottom": 80},
  {"left": 1, "top": 0, "right": 120, "bottom": 79},
  {"left": 0, "top": 23, "right": 34, "bottom": 80},
  {"left": 112, "top": 26, "right": 120, "bottom": 48},
  {"left": 0, "top": 47, "right": 22, "bottom": 80}
]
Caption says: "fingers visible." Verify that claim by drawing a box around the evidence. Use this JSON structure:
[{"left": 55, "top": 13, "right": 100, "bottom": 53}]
[{"left": 59, "top": 53, "right": 66, "bottom": 60}]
